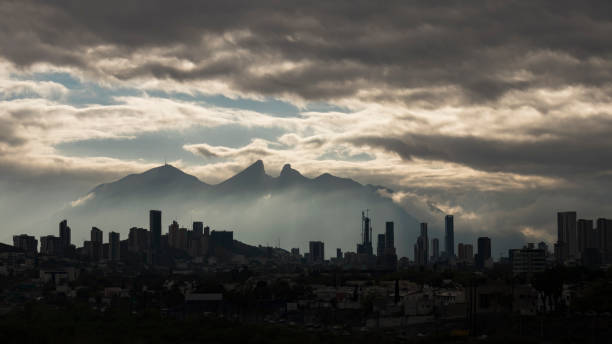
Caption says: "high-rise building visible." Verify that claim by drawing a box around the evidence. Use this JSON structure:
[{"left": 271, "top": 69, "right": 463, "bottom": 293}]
[
  {"left": 557, "top": 211, "right": 577, "bottom": 260},
  {"left": 385, "top": 221, "right": 395, "bottom": 251},
  {"left": 291, "top": 248, "right": 300, "bottom": 257},
  {"left": 109, "top": 231, "right": 120, "bottom": 261},
  {"left": 357, "top": 211, "right": 373, "bottom": 255},
  {"left": 464, "top": 244, "right": 473, "bottom": 261},
  {"left": 59, "top": 219, "right": 71, "bottom": 250},
  {"left": 415, "top": 223, "right": 429, "bottom": 265},
  {"left": 377, "top": 234, "right": 386, "bottom": 257},
  {"left": 150, "top": 210, "right": 162, "bottom": 253},
  {"left": 445, "top": 215, "right": 454, "bottom": 257},
  {"left": 128, "top": 227, "right": 149, "bottom": 253},
  {"left": 193, "top": 221, "right": 204, "bottom": 236},
  {"left": 91, "top": 227, "right": 103, "bottom": 243},
  {"left": 13, "top": 234, "right": 38, "bottom": 254},
  {"left": 577, "top": 219, "right": 594, "bottom": 254},
  {"left": 476, "top": 237, "right": 491, "bottom": 269},
  {"left": 336, "top": 248, "right": 342, "bottom": 259},
  {"left": 89, "top": 227, "right": 104, "bottom": 261},
  {"left": 40, "top": 235, "right": 61, "bottom": 256},
  {"left": 432, "top": 238, "right": 439, "bottom": 260},
  {"left": 309, "top": 241, "right": 325, "bottom": 263},
  {"left": 597, "top": 218, "right": 612, "bottom": 263}
]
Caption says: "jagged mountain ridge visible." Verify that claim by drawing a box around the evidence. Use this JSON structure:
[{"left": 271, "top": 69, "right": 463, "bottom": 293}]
[{"left": 65, "top": 160, "right": 418, "bottom": 258}]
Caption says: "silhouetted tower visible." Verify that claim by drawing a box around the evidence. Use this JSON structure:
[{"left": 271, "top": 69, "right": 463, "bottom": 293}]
[
  {"left": 377, "top": 234, "right": 386, "bottom": 257},
  {"left": 109, "top": 231, "right": 120, "bottom": 261},
  {"left": 337, "top": 248, "right": 342, "bottom": 259},
  {"left": 193, "top": 221, "right": 204, "bottom": 236},
  {"left": 557, "top": 211, "right": 577, "bottom": 260},
  {"left": 445, "top": 215, "right": 454, "bottom": 257},
  {"left": 476, "top": 237, "right": 491, "bottom": 269},
  {"left": 357, "top": 211, "right": 373, "bottom": 255},
  {"left": 91, "top": 227, "right": 103, "bottom": 243},
  {"left": 150, "top": 210, "right": 162, "bottom": 253},
  {"left": 432, "top": 238, "right": 439, "bottom": 260},
  {"left": 385, "top": 221, "right": 395, "bottom": 250},
  {"left": 59, "top": 219, "right": 71, "bottom": 249}
]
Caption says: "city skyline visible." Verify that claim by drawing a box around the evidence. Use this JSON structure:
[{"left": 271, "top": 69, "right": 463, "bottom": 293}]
[{"left": 3, "top": 2, "right": 612, "bottom": 260}]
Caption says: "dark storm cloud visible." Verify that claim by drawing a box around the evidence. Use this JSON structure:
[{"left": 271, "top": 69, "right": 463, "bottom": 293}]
[
  {"left": 2, "top": 1, "right": 612, "bottom": 102},
  {"left": 348, "top": 114, "right": 612, "bottom": 179}
]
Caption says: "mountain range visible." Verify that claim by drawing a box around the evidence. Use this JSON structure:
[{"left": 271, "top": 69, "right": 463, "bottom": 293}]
[{"left": 64, "top": 161, "right": 419, "bottom": 258}]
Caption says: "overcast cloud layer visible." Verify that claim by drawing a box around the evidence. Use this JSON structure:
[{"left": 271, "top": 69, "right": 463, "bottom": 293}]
[{"left": 1, "top": 1, "right": 612, "bottom": 257}]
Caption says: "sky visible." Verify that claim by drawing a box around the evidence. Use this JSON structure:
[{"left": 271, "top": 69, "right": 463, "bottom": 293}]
[{"left": 2, "top": 1, "right": 612, "bottom": 256}]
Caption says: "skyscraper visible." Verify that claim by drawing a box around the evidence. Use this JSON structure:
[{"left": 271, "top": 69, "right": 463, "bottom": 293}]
[
  {"left": 90, "top": 227, "right": 103, "bottom": 261},
  {"left": 577, "top": 219, "right": 594, "bottom": 254},
  {"left": 432, "top": 238, "right": 439, "bottom": 260},
  {"left": 385, "top": 221, "right": 395, "bottom": 251},
  {"left": 109, "top": 231, "right": 120, "bottom": 261},
  {"left": 193, "top": 221, "right": 204, "bottom": 236},
  {"left": 557, "top": 211, "right": 577, "bottom": 259},
  {"left": 357, "top": 211, "right": 373, "bottom": 255},
  {"left": 150, "top": 210, "right": 162, "bottom": 253},
  {"left": 309, "top": 241, "right": 324, "bottom": 263},
  {"left": 445, "top": 215, "right": 454, "bottom": 258},
  {"left": 91, "top": 227, "right": 103, "bottom": 243},
  {"left": 415, "top": 223, "right": 429, "bottom": 265},
  {"left": 377, "top": 233, "right": 386, "bottom": 257},
  {"left": 59, "top": 219, "right": 71, "bottom": 250},
  {"left": 476, "top": 237, "right": 491, "bottom": 269}
]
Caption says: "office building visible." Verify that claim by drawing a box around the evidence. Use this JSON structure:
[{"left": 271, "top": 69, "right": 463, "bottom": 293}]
[
  {"left": 377, "top": 234, "right": 386, "bottom": 257},
  {"left": 150, "top": 210, "right": 162, "bottom": 253},
  {"left": 432, "top": 238, "right": 439, "bottom": 261},
  {"left": 13, "top": 234, "right": 38, "bottom": 254},
  {"left": 88, "top": 227, "right": 104, "bottom": 261},
  {"left": 597, "top": 218, "right": 612, "bottom": 262},
  {"left": 415, "top": 223, "right": 429, "bottom": 266},
  {"left": 357, "top": 211, "right": 373, "bottom": 255},
  {"left": 385, "top": 221, "right": 395, "bottom": 251},
  {"left": 128, "top": 227, "right": 149, "bottom": 253},
  {"left": 476, "top": 237, "right": 491, "bottom": 269},
  {"left": 109, "top": 231, "right": 120, "bottom": 261},
  {"left": 509, "top": 244, "right": 546, "bottom": 275},
  {"left": 445, "top": 215, "right": 454, "bottom": 257},
  {"left": 557, "top": 211, "right": 577, "bottom": 260},
  {"left": 59, "top": 219, "right": 71, "bottom": 250},
  {"left": 458, "top": 243, "right": 474, "bottom": 262},
  {"left": 193, "top": 221, "right": 204, "bottom": 236},
  {"left": 336, "top": 248, "right": 342, "bottom": 259},
  {"left": 40, "top": 235, "right": 61, "bottom": 256},
  {"left": 577, "top": 219, "right": 595, "bottom": 254},
  {"left": 309, "top": 241, "right": 325, "bottom": 263},
  {"left": 91, "top": 227, "right": 103, "bottom": 243}
]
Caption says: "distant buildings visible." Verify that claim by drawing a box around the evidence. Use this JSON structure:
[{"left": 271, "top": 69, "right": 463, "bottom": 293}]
[
  {"left": 445, "top": 215, "right": 454, "bottom": 258},
  {"left": 555, "top": 212, "right": 612, "bottom": 265}
]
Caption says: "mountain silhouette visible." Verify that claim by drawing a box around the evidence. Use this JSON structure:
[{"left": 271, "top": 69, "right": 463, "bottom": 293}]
[{"left": 64, "top": 161, "right": 418, "bottom": 257}]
